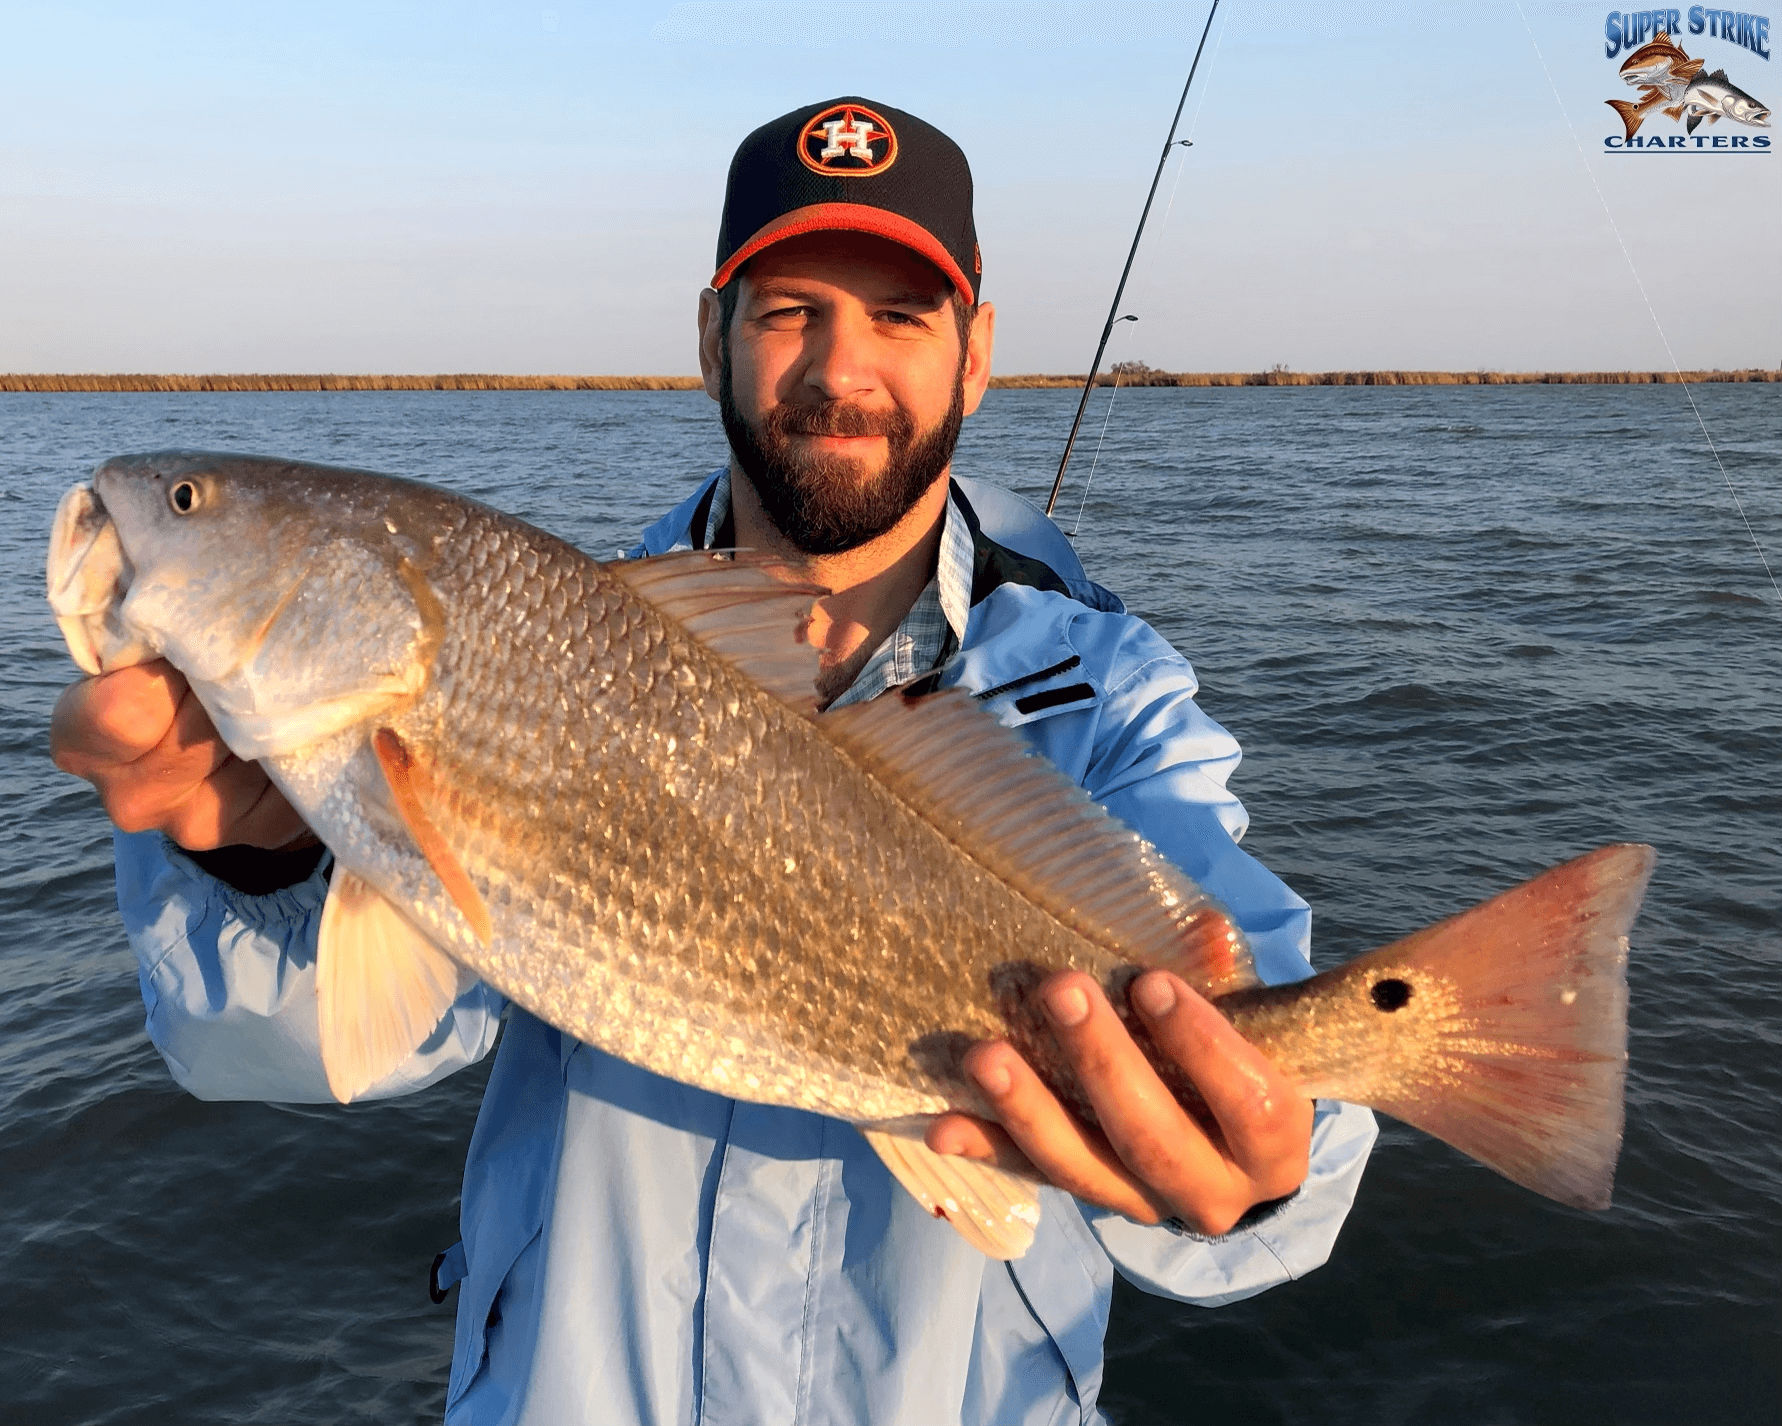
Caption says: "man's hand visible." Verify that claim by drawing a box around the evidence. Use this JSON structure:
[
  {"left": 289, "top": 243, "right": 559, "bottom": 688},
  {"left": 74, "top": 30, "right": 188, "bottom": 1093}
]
[
  {"left": 926, "top": 970, "right": 1313, "bottom": 1236},
  {"left": 50, "top": 660, "right": 311, "bottom": 851}
]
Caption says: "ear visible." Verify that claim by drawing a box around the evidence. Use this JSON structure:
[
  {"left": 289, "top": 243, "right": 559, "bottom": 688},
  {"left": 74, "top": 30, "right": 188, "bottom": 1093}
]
[
  {"left": 961, "top": 300, "right": 996, "bottom": 418},
  {"left": 697, "top": 287, "right": 724, "bottom": 402}
]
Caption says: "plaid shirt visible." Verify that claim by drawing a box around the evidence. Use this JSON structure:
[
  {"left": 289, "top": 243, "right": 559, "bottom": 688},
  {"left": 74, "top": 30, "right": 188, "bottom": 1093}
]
[{"left": 698, "top": 468, "right": 975, "bottom": 709}]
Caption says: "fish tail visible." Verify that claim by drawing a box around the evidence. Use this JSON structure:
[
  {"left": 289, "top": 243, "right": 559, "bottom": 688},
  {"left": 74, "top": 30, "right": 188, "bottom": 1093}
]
[
  {"left": 1223, "top": 844, "right": 1653, "bottom": 1209},
  {"left": 1607, "top": 98, "right": 1649, "bottom": 140}
]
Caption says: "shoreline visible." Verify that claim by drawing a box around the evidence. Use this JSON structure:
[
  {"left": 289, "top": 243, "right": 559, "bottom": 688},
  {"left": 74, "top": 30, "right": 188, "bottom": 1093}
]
[{"left": 1, "top": 369, "right": 1777, "bottom": 393}]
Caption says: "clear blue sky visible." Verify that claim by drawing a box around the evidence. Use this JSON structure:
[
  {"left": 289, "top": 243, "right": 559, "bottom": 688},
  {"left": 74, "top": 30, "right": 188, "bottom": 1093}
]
[{"left": 2, "top": 1, "right": 1776, "bottom": 372}]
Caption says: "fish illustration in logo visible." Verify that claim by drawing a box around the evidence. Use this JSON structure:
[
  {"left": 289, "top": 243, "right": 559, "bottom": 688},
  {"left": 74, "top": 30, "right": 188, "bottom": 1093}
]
[
  {"left": 1618, "top": 31, "right": 1704, "bottom": 93},
  {"left": 1607, "top": 32, "right": 1704, "bottom": 139},
  {"left": 1606, "top": 32, "right": 1770, "bottom": 140},
  {"left": 1671, "top": 67, "right": 1771, "bottom": 134}
]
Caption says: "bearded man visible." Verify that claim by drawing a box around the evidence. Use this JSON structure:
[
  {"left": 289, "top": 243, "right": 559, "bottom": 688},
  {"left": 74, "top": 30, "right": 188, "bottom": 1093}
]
[{"left": 50, "top": 98, "right": 1376, "bottom": 1425}]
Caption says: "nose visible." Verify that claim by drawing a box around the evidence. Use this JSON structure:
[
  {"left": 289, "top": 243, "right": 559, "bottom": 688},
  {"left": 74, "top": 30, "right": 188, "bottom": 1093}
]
[{"left": 800, "top": 305, "right": 878, "bottom": 403}]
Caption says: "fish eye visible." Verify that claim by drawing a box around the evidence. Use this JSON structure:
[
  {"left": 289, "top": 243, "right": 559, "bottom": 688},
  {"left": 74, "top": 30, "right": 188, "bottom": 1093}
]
[
  {"left": 1370, "top": 978, "right": 1412, "bottom": 1012},
  {"left": 169, "top": 480, "right": 201, "bottom": 515}
]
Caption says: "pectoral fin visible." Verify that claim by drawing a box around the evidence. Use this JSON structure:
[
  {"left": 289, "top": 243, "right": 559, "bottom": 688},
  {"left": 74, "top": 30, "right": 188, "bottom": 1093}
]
[
  {"left": 371, "top": 727, "right": 492, "bottom": 946},
  {"left": 317, "top": 868, "right": 476, "bottom": 1102},
  {"left": 861, "top": 1118, "right": 1043, "bottom": 1259}
]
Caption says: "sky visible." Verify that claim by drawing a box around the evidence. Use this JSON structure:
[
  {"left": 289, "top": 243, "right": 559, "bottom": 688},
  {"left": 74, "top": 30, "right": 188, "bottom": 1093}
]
[{"left": 1, "top": 0, "right": 1777, "bottom": 373}]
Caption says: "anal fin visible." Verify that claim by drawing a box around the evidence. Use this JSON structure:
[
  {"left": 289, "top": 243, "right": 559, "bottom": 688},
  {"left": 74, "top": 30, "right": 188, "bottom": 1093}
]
[
  {"left": 861, "top": 1118, "right": 1043, "bottom": 1259},
  {"left": 318, "top": 868, "right": 477, "bottom": 1102}
]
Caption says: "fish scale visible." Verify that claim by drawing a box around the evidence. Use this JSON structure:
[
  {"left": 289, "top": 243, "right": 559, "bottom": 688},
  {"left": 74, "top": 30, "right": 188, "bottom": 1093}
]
[{"left": 330, "top": 499, "right": 1109, "bottom": 1122}]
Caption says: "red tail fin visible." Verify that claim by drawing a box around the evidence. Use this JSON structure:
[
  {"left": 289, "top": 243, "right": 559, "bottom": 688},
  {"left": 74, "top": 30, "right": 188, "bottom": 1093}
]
[
  {"left": 1607, "top": 97, "right": 1650, "bottom": 140},
  {"left": 1225, "top": 845, "right": 1653, "bottom": 1209}
]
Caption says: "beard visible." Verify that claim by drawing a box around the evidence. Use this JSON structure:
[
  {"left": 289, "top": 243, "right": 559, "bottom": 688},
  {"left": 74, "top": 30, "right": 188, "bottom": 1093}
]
[{"left": 718, "top": 356, "right": 966, "bottom": 556}]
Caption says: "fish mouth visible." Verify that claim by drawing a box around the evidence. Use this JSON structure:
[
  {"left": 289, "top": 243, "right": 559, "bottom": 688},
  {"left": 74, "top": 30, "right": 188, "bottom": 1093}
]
[{"left": 47, "top": 482, "right": 152, "bottom": 675}]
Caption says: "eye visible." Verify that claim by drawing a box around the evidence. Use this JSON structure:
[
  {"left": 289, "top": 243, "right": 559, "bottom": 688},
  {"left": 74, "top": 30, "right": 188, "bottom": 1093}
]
[{"left": 169, "top": 480, "right": 201, "bottom": 514}]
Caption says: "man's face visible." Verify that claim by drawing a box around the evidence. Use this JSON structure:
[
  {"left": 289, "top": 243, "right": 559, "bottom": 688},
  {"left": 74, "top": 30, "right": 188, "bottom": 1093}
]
[{"left": 699, "top": 231, "right": 994, "bottom": 555}]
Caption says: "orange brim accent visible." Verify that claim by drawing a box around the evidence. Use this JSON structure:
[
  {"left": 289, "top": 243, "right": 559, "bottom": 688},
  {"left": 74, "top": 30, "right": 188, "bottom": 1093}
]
[{"left": 712, "top": 203, "right": 975, "bottom": 304}]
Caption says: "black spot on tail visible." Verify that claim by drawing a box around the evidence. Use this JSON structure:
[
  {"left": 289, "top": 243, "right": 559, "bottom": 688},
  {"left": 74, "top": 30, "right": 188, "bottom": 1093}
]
[{"left": 1371, "top": 978, "right": 1412, "bottom": 1012}]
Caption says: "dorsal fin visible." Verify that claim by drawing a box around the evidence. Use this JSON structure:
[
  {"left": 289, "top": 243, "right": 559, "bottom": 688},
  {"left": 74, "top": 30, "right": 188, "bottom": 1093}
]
[
  {"left": 612, "top": 551, "right": 826, "bottom": 713},
  {"left": 819, "top": 689, "right": 1257, "bottom": 996},
  {"left": 1705, "top": 66, "right": 1727, "bottom": 82}
]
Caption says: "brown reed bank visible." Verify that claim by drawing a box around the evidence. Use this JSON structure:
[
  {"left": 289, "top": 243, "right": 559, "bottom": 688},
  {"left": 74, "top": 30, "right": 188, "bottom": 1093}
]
[
  {"left": 0, "top": 374, "right": 705, "bottom": 393},
  {"left": 3, "top": 369, "right": 1777, "bottom": 393},
  {"left": 988, "top": 367, "right": 1782, "bottom": 388}
]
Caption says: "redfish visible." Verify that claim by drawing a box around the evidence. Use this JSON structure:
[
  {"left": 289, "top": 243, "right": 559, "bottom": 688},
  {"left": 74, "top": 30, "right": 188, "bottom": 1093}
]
[{"left": 48, "top": 451, "right": 1653, "bottom": 1257}]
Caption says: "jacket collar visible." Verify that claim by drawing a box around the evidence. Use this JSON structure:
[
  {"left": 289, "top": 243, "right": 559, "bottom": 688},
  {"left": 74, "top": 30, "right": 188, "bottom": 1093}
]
[
  {"left": 632, "top": 471, "right": 1121, "bottom": 721},
  {"left": 635, "top": 469, "right": 1114, "bottom": 611}
]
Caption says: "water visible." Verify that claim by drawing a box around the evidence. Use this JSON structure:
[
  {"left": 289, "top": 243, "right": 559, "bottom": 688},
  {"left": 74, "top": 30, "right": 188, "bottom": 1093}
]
[{"left": 2, "top": 386, "right": 1777, "bottom": 1424}]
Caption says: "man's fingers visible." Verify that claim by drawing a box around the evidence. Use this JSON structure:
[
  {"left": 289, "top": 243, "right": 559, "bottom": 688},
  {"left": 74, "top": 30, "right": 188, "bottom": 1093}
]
[
  {"left": 1127, "top": 971, "right": 1312, "bottom": 1196},
  {"left": 923, "top": 1112, "right": 1034, "bottom": 1175},
  {"left": 214, "top": 761, "right": 310, "bottom": 849},
  {"left": 159, "top": 756, "right": 306, "bottom": 851},
  {"left": 932, "top": 973, "right": 1316, "bottom": 1235},
  {"left": 50, "top": 661, "right": 188, "bottom": 770},
  {"left": 51, "top": 661, "right": 309, "bottom": 851},
  {"left": 1032, "top": 973, "right": 1244, "bottom": 1220},
  {"left": 939, "top": 1040, "right": 1172, "bottom": 1224},
  {"left": 94, "top": 692, "right": 234, "bottom": 834}
]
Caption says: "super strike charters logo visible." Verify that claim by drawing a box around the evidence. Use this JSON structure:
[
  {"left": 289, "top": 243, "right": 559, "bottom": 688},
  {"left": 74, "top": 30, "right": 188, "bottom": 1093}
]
[{"left": 1603, "top": 9, "right": 1772, "bottom": 150}]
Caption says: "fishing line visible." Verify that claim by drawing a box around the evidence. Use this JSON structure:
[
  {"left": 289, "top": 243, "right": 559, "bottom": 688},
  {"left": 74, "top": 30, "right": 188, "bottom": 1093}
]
[
  {"left": 1511, "top": 0, "right": 1781, "bottom": 608},
  {"left": 1072, "top": 365, "right": 1126, "bottom": 537},
  {"left": 1070, "top": 6, "right": 1230, "bottom": 538},
  {"left": 1045, "top": 0, "right": 1225, "bottom": 520}
]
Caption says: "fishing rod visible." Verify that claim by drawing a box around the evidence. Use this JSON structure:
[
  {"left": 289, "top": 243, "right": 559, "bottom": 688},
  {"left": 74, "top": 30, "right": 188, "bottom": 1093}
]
[{"left": 1044, "top": 0, "right": 1222, "bottom": 519}]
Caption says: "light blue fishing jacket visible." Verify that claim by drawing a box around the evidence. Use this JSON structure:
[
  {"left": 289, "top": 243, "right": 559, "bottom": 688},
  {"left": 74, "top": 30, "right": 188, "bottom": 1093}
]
[{"left": 113, "top": 475, "right": 1376, "bottom": 1426}]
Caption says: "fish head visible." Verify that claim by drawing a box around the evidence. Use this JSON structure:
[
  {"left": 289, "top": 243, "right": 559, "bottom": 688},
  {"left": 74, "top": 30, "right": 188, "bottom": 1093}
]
[
  {"left": 1619, "top": 35, "right": 1687, "bottom": 79},
  {"left": 1726, "top": 90, "right": 1770, "bottom": 125},
  {"left": 48, "top": 481, "right": 160, "bottom": 674},
  {"left": 1685, "top": 71, "right": 1769, "bottom": 125},
  {"left": 1620, "top": 57, "right": 1677, "bottom": 89},
  {"left": 59, "top": 451, "right": 447, "bottom": 760}
]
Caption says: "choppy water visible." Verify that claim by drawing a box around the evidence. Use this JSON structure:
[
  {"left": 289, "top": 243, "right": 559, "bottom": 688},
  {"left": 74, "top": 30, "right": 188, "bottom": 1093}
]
[{"left": 2, "top": 386, "right": 1777, "bottom": 1424}]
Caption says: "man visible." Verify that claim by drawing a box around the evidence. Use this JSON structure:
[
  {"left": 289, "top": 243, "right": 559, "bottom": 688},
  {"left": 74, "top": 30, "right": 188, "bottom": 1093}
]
[{"left": 50, "top": 98, "right": 1375, "bottom": 1423}]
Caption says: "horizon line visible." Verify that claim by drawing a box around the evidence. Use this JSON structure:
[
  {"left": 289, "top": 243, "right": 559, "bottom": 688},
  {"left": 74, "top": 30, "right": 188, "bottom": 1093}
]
[{"left": 4, "top": 369, "right": 1780, "bottom": 393}]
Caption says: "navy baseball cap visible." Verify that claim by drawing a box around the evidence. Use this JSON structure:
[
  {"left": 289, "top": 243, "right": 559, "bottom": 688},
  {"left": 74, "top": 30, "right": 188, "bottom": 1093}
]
[{"left": 713, "top": 97, "right": 981, "bottom": 305}]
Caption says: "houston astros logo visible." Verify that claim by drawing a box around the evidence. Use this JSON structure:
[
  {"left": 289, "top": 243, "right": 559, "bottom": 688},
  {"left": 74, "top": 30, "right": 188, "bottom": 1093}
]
[{"left": 799, "top": 104, "right": 898, "bottom": 175}]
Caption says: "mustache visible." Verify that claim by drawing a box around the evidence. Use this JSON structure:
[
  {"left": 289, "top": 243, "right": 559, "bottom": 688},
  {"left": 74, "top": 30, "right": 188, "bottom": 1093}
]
[{"left": 765, "top": 401, "right": 914, "bottom": 441}]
